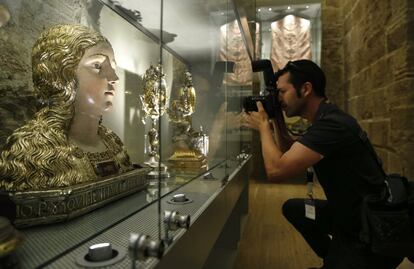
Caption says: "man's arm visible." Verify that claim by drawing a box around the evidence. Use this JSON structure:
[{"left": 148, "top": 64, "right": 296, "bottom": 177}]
[
  {"left": 243, "top": 102, "right": 323, "bottom": 182},
  {"left": 271, "top": 103, "right": 294, "bottom": 152}
]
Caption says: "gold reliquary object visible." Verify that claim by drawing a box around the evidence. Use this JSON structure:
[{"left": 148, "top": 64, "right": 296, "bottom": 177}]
[
  {"left": 0, "top": 169, "right": 150, "bottom": 228},
  {"left": 0, "top": 24, "right": 151, "bottom": 227},
  {"left": 167, "top": 71, "right": 209, "bottom": 174},
  {"left": 168, "top": 145, "right": 207, "bottom": 174}
]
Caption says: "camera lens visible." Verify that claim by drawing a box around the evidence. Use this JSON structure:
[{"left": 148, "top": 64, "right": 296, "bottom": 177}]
[
  {"left": 243, "top": 93, "right": 280, "bottom": 118},
  {"left": 243, "top": 96, "right": 266, "bottom": 112}
]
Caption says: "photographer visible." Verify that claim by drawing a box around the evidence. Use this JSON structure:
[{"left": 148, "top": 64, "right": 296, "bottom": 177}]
[{"left": 242, "top": 59, "right": 403, "bottom": 268}]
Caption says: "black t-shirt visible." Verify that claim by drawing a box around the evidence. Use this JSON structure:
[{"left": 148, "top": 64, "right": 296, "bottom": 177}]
[{"left": 298, "top": 101, "right": 385, "bottom": 238}]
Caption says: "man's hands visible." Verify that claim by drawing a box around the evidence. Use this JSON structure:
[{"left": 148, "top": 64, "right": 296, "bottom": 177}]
[
  {"left": 242, "top": 101, "right": 270, "bottom": 132},
  {"left": 242, "top": 101, "right": 293, "bottom": 152}
]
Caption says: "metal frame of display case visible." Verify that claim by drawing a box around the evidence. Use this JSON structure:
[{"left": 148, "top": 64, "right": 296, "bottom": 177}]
[
  {"left": 13, "top": 157, "right": 250, "bottom": 268},
  {"left": 0, "top": 0, "right": 254, "bottom": 267},
  {"left": 99, "top": 0, "right": 188, "bottom": 66}
]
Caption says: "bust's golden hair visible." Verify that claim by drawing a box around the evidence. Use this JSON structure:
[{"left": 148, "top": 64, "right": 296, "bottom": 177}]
[{"left": 0, "top": 24, "right": 130, "bottom": 191}]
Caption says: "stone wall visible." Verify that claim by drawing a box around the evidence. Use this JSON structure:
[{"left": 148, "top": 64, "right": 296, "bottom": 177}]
[
  {"left": 0, "top": 0, "right": 90, "bottom": 149},
  {"left": 321, "top": 0, "right": 414, "bottom": 179},
  {"left": 320, "top": 0, "right": 345, "bottom": 109}
]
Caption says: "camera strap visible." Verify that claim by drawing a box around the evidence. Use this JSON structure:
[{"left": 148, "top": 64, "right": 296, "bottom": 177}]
[{"left": 306, "top": 168, "right": 314, "bottom": 199}]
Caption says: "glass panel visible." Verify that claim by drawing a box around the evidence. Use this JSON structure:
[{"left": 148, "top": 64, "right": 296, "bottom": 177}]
[
  {"left": 0, "top": 0, "right": 252, "bottom": 267},
  {"left": 222, "top": 0, "right": 253, "bottom": 169},
  {"left": 255, "top": 1, "right": 321, "bottom": 134},
  {"left": 0, "top": 0, "right": 161, "bottom": 267},
  {"left": 158, "top": 0, "right": 252, "bottom": 195}
]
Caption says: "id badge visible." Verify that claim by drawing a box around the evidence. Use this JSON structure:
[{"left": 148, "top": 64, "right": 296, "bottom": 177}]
[{"left": 304, "top": 199, "right": 316, "bottom": 220}]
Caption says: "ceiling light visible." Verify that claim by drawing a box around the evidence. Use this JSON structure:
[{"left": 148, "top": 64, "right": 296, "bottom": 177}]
[
  {"left": 306, "top": 5, "right": 309, "bottom": 9},
  {"left": 268, "top": 8, "right": 272, "bottom": 11},
  {"left": 258, "top": 8, "right": 261, "bottom": 12},
  {"left": 287, "top": 6, "right": 291, "bottom": 10}
]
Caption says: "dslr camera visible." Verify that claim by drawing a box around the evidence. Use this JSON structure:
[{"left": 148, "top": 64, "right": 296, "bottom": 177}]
[{"left": 243, "top": 59, "right": 280, "bottom": 118}]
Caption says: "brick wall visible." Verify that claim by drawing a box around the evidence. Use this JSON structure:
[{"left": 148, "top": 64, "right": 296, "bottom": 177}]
[{"left": 322, "top": 0, "right": 414, "bottom": 179}]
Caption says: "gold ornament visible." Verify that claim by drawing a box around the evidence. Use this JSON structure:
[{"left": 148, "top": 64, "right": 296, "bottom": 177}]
[
  {"left": 140, "top": 64, "right": 168, "bottom": 122},
  {"left": 168, "top": 71, "right": 196, "bottom": 126},
  {"left": 0, "top": 25, "right": 146, "bottom": 227},
  {"left": 0, "top": 24, "right": 133, "bottom": 191},
  {"left": 140, "top": 65, "right": 169, "bottom": 171},
  {"left": 167, "top": 71, "right": 207, "bottom": 174}
]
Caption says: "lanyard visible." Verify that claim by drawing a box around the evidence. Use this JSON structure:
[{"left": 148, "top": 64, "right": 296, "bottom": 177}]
[{"left": 306, "top": 168, "right": 314, "bottom": 199}]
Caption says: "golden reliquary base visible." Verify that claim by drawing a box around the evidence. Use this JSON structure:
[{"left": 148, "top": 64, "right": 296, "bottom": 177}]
[
  {"left": 168, "top": 150, "right": 207, "bottom": 175},
  {"left": 0, "top": 168, "right": 151, "bottom": 228}
]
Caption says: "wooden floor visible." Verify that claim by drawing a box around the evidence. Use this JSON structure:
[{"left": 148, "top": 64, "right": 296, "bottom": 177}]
[{"left": 233, "top": 178, "right": 414, "bottom": 269}]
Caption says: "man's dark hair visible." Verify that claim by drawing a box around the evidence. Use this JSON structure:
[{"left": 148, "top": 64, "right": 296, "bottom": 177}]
[{"left": 275, "top": 59, "right": 326, "bottom": 98}]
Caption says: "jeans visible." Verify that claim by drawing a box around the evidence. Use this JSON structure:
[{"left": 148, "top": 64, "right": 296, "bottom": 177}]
[{"left": 282, "top": 198, "right": 403, "bottom": 269}]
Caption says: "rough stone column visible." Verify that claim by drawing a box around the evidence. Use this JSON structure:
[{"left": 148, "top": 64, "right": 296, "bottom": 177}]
[
  {"left": 321, "top": 0, "right": 345, "bottom": 109},
  {"left": 321, "top": 0, "right": 414, "bottom": 179}
]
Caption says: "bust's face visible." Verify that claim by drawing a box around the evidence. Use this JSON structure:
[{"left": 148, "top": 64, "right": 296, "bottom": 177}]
[{"left": 75, "top": 42, "right": 118, "bottom": 118}]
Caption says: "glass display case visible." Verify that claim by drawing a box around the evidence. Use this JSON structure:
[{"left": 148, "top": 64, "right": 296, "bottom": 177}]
[{"left": 0, "top": 0, "right": 253, "bottom": 268}]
